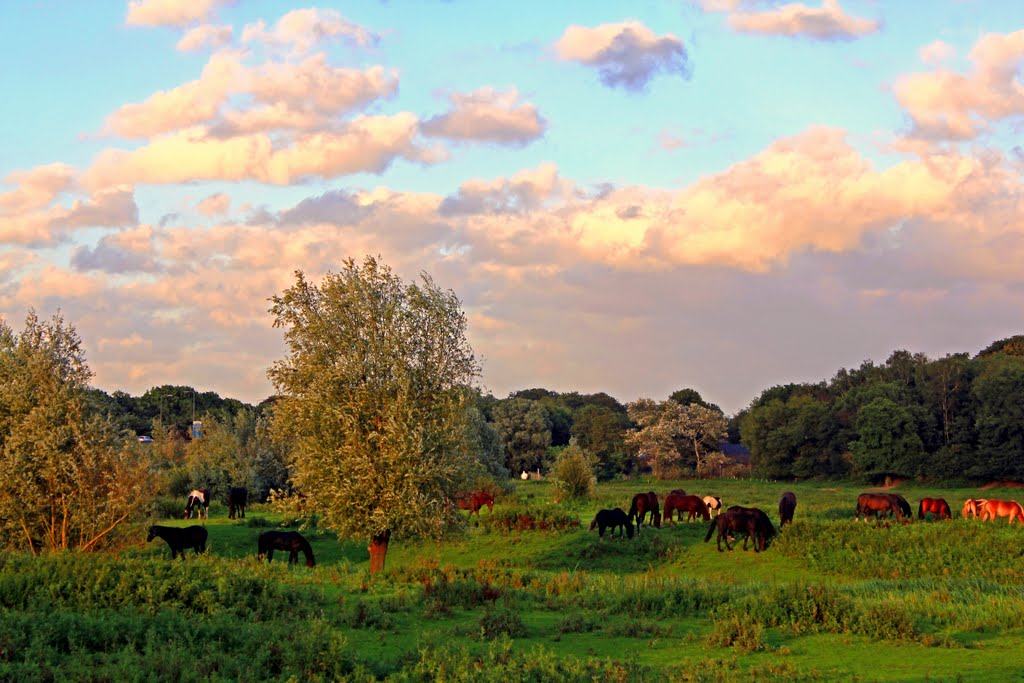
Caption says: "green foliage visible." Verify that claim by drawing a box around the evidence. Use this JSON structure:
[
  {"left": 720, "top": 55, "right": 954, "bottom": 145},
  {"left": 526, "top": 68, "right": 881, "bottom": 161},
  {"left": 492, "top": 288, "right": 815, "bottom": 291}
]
[
  {"left": 0, "top": 311, "right": 155, "bottom": 551},
  {"left": 481, "top": 504, "right": 580, "bottom": 532},
  {"left": 550, "top": 442, "right": 597, "bottom": 499},
  {"left": 492, "top": 398, "right": 552, "bottom": 475},
  {"left": 850, "top": 398, "right": 926, "bottom": 480},
  {"left": 478, "top": 606, "right": 528, "bottom": 638},
  {"left": 267, "top": 257, "right": 480, "bottom": 567},
  {"left": 571, "top": 405, "right": 632, "bottom": 480}
]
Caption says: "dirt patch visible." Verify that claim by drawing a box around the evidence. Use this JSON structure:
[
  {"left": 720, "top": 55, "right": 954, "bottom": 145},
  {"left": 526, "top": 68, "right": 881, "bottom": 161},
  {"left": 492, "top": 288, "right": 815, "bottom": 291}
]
[
  {"left": 979, "top": 481, "right": 1024, "bottom": 490},
  {"left": 881, "top": 476, "right": 909, "bottom": 489}
]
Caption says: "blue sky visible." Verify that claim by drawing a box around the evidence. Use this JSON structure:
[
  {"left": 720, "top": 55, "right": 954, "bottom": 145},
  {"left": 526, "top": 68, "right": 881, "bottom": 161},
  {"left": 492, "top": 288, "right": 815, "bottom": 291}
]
[{"left": 3, "top": 1, "right": 1024, "bottom": 414}]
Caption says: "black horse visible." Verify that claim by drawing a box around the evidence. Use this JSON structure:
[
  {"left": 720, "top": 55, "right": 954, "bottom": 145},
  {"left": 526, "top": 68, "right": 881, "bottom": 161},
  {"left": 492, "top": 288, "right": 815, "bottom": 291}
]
[
  {"left": 705, "top": 507, "right": 775, "bottom": 552},
  {"left": 779, "top": 491, "right": 797, "bottom": 526},
  {"left": 589, "top": 508, "right": 634, "bottom": 539},
  {"left": 228, "top": 487, "right": 248, "bottom": 519},
  {"left": 147, "top": 525, "right": 208, "bottom": 559},
  {"left": 257, "top": 531, "right": 316, "bottom": 567}
]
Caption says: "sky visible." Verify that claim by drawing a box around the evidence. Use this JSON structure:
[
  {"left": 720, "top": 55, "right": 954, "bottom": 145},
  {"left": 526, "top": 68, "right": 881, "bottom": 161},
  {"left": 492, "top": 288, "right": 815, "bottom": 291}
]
[{"left": 3, "top": 0, "right": 1024, "bottom": 415}]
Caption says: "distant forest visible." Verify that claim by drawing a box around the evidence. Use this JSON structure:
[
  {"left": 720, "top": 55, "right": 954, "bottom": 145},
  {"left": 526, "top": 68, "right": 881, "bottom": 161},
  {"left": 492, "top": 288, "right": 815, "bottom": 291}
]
[{"left": 86, "top": 335, "right": 1024, "bottom": 485}]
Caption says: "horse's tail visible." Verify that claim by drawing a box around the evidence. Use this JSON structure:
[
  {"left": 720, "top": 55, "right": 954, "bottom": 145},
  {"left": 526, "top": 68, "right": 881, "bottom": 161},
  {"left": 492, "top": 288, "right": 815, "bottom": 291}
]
[
  {"left": 704, "top": 517, "right": 717, "bottom": 543},
  {"left": 589, "top": 515, "right": 598, "bottom": 531},
  {"left": 917, "top": 499, "right": 925, "bottom": 520}
]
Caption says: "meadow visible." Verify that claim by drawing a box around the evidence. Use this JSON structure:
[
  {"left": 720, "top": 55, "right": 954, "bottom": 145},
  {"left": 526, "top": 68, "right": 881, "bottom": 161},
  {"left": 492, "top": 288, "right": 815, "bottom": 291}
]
[{"left": 2, "top": 479, "right": 1023, "bottom": 682}]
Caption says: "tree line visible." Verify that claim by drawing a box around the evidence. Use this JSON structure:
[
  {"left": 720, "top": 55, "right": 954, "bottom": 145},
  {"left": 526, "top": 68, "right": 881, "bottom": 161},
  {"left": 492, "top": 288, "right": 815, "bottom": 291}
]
[{"left": 738, "top": 339, "right": 1024, "bottom": 483}]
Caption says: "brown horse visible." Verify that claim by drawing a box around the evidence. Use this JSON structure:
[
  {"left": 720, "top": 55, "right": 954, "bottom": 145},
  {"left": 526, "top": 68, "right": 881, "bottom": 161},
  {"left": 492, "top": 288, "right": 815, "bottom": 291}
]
[
  {"left": 979, "top": 499, "right": 1024, "bottom": 525},
  {"left": 628, "top": 492, "right": 661, "bottom": 531},
  {"left": 917, "top": 497, "right": 951, "bottom": 521},
  {"left": 885, "top": 493, "right": 913, "bottom": 521},
  {"left": 663, "top": 493, "right": 710, "bottom": 523},
  {"left": 457, "top": 491, "right": 494, "bottom": 519},
  {"left": 962, "top": 498, "right": 984, "bottom": 519},
  {"left": 258, "top": 530, "right": 316, "bottom": 567},
  {"left": 778, "top": 491, "right": 797, "bottom": 526},
  {"left": 855, "top": 493, "right": 902, "bottom": 521},
  {"left": 705, "top": 506, "right": 775, "bottom": 552}
]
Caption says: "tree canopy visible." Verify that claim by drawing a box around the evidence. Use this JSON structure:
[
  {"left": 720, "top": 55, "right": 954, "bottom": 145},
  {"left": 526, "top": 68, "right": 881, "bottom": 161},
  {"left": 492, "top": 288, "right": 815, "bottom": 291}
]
[{"left": 266, "top": 257, "right": 480, "bottom": 572}]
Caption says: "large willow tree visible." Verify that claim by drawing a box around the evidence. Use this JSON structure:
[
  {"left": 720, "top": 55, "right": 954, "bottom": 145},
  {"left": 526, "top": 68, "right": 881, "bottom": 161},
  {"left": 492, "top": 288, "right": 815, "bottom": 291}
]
[
  {"left": 267, "top": 257, "right": 480, "bottom": 572},
  {"left": 0, "top": 311, "right": 154, "bottom": 552}
]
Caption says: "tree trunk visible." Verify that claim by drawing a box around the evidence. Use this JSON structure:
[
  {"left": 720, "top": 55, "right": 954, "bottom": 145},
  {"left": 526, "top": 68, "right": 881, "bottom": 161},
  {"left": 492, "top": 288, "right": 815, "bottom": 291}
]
[{"left": 368, "top": 529, "right": 391, "bottom": 573}]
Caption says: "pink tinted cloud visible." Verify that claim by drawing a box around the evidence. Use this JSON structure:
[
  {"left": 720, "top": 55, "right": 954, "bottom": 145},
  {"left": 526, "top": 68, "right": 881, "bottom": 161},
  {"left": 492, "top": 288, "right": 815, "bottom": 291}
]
[
  {"left": 84, "top": 113, "right": 433, "bottom": 187},
  {"left": 176, "top": 24, "right": 233, "bottom": 52},
  {"left": 0, "top": 187, "right": 137, "bottom": 246},
  {"left": 919, "top": 40, "right": 955, "bottom": 66},
  {"left": 125, "top": 0, "right": 231, "bottom": 28},
  {"left": 554, "top": 21, "right": 690, "bottom": 91},
  {"left": 422, "top": 88, "right": 547, "bottom": 146},
  {"left": 241, "top": 8, "right": 379, "bottom": 53},
  {"left": 197, "top": 192, "right": 230, "bottom": 216},
  {"left": 0, "top": 163, "right": 76, "bottom": 212},
  {"left": 895, "top": 30, "right": 1024, "bottom": 140},
  {"left": 726, "top": 0, "right": 880, "bottom": 41}
]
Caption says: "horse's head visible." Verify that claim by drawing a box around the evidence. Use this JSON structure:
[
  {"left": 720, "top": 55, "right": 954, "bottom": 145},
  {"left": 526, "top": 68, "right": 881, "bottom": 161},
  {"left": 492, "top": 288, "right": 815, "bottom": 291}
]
[
  {"left": 146, "top": 526, "right": 157, "bottom": 542},
  {"left": 625, "top": 520, "right": 634, "bottom": 539}
]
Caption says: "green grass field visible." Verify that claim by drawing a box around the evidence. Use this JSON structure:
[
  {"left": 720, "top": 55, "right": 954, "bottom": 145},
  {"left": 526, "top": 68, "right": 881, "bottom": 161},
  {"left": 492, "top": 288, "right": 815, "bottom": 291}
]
[{"left": 3, "top": 478, "right": 1024, "bottom": 681}]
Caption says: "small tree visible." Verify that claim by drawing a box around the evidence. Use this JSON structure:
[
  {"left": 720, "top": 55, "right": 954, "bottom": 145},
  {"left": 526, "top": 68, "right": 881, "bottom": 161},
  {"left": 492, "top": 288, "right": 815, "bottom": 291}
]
[
  {"left": 0, "top": 311, "right": 155, "bottom": 552},
  {"left": 550, "top": 440, "right": 596, "bottom": 500},
  {"left": 267, "top": 257, "right": 480, "bottom": 572}
]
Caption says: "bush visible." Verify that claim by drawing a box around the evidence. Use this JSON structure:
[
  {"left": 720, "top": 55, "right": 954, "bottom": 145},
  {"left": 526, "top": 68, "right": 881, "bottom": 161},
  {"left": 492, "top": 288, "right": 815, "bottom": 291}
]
[
  {"left": 551, "top": 442, "right": 597, "bottom": 500},
  {"left": 481, "top": 505, "right": 580, "bottom": 532},
  {"left": 478, "top": 607, "right": 529, "bottom": 639}
]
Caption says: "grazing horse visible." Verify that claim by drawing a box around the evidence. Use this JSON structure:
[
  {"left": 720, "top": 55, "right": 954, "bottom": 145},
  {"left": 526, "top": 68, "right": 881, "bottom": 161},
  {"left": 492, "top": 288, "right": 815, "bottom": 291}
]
[
  {"left": 962, "top": 499, "right": 984, "bottom": 519},
  {"left": 884, "top": 493, "right": 913, "bottom": 521},
  {"left": 147, "top": 525, "right": 207, "bottom": 559},
  {"left": 855, "top": 493, "right": 902, "bottom": 522},
  {"left": 457, "top": 491, "right": 495, "bottom": 519},
  {"left": 705, "top": 507, "right": 774, "bottom": 552},
  {"left": 702, "top": 496, "right": 723, "bottom": 518},
  {"left": 628, "top": 492, "right": 661, "bottom": 531},
  {"left": 227, "top": 487, "right": 248, "bottom": 519},
  {"left": 184, "top": 489, "right": 210, "bottom": 520},
  {"left": 779, "top": 491, "right": 797, "bottom": 526},
  {"left": 918, "top": 497, "right": 951, "bottom": 521},
  {"left": 979, "top": 499, "right": 1024, "bottom": 525},
  {"left": 663, "top": 493, "right": 710, "bottom": 523},
  {"left": 257, "top": 531, "right": 316, "bottom": 567},
  {"left": 589, "top": 508, "right": 634, "bottom": 539}
]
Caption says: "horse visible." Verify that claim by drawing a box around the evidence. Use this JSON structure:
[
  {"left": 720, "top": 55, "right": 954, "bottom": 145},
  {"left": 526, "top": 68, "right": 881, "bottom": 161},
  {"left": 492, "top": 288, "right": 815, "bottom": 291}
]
[
  {"left": 962, "top": 498, "right": 984, "bottom": 519},
  {"left": 978, "top": 499, "right": 1024, "bottom": 525},
  {"left": 257, "top": 530, "right": 316, "bottom": 567},
  {"left": 778, "top": 491, "right": 797, "bottom": 526},
  {"left": 855, "top": 493, "right": 902, "bottom": 522},
  {"left": 917, "top": 497, "right": 951, "bottom": 521},
  {"left": 457, "top": 491, "right": 495, "bottom": 519},
  {"left": 663, "top": 493, "right": 710, "bottom": 523},
  {"left": 147, "top": 525, "right": 207, "bottom": 559},
  {"left": 704, "top": 507, "right": 774, "bottom": 552},
  {"left": 702, "top": 496, "right": 723, "bottom": 518},
  {"left": 884, "top": 493, "right": 913, "bottom": 521},
  {"left": 627, "top": 492, "right": 661, "bottom": 531},
  {"left": 227, "top": 487, "right": 248, "bottom": 519},
  {"left": 589, "top": 508, "right": 634, "bottom": 539},
  {"left": 184, "top": 489, "right": 210, "bottom": 520}
]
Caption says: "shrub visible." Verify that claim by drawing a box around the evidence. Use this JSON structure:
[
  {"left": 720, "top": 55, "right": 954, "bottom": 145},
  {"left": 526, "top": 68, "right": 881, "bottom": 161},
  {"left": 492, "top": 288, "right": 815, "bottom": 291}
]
[
  {"left": 482, "top": 505, "right": 580, "bottom": 533},
  {"left": 551, "top": 442, "right": 597, "bottom": 500},
  {"left": 479, "top": 607, "right": 529, "bottom": 639}
]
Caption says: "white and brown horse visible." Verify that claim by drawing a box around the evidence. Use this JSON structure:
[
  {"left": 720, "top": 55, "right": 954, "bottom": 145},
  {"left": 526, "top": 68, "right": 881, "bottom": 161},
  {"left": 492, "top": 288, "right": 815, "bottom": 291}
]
[{"left": 184, "top": 488, "right": 210, "bottom": 521}]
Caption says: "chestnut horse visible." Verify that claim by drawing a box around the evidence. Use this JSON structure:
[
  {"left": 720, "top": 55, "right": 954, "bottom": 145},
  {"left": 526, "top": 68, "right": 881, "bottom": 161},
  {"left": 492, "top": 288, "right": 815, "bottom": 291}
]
[
  {"left": 628, "top": 491, "right": 661, "bottom": 531},
  {"left": 855, "top": 493, "right": 902, "bottom": 521},
  {"left": 663, "top": 493, "right": 710, "bottom": 523},
  {"left": 778, "top": 491, "right": 797, "bottom": 526},
  {"left": 457, "top": 491, "right": 494, "bottom": 519},
  {"left": 962, "top": 498, "right": 984, "bottom": 519},
  {"left": 705, "top": 506, "right": 774, "bottom": 552},
  {"left": 979, "top": 499, "right": 1024, "bottom": 525},
  {"left": 917, "top": 497, "right": 951, "bottom": 521}
]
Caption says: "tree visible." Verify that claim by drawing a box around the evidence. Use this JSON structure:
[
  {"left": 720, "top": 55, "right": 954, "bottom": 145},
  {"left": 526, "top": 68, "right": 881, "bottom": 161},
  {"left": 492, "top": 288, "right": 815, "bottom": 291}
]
[
  {"left": 624, "top": 399, "right": 685, "bottom": 479},
  {"left": 0, "top": 311, "right": 155, "bottom": 552},
  {"left": 492, "top": 398, "right": 551, "bottom": 475},
  {"left": 550, "top": 440, "right": 596, "bottom": 499},
  {"left": 677, "top": 403, "right": 728, "bottom": 474},
  {"left": 849, "top": 398, "right": 926, "bottom": 481},
  {"left": 267, "top": 257, "right": 480, "bottom": 572},
  {"left": 571, "top": 404, "right": 631, "bottom": 479}
]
